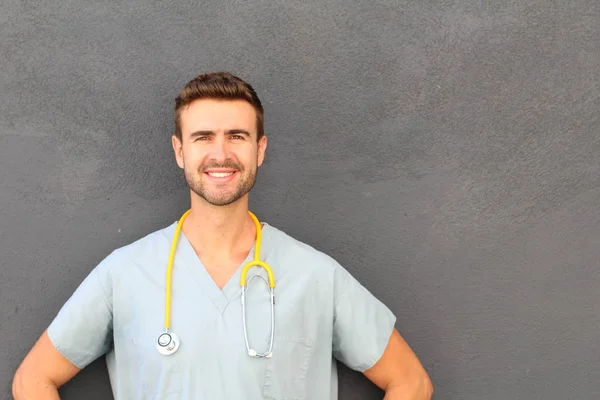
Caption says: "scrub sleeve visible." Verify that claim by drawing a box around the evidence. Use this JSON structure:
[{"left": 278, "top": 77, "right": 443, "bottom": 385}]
[
  {"left": 331, "top": 262, "right": 397, "bottom": 372},
  {"left": 47, "top": 251, "right": 116, "bottom": 369}
]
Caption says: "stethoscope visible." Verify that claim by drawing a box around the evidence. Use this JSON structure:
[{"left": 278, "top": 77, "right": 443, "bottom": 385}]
[{"left": 156, "top": 209, "right": 276, "bottom": 358}]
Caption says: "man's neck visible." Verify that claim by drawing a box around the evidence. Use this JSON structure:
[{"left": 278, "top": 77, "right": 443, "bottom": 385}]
[{"left": 181, "top": 196, "right": 256, "bottom": 259}]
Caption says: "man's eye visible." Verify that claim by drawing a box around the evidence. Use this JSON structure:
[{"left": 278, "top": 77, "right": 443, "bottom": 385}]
[{"left": 231, "top": 135, "right": 244, "bottom": 140}]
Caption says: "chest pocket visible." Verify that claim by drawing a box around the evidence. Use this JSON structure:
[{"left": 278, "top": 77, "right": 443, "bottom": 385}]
[
  {"left": 262, "top": 336, "right": 314, "bottom": 400},
  {"left": 139, "top": 361, "right": 183, "bottom": 399},
  {"left": 130, "top": 335, "right": 183, "bottom": 399},
  {"left": 243, "top": 269, "right": 320, "bottom": 399}
]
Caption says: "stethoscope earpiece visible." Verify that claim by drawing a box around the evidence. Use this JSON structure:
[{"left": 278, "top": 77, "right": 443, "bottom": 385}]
[{"left": 156, "top": 331, "right": 180, "bottom": 355}]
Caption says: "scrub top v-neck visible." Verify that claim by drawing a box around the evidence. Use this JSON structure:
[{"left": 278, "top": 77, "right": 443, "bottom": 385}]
[{"left": 177, "top": 228, "right": 258, "bottom": 315}]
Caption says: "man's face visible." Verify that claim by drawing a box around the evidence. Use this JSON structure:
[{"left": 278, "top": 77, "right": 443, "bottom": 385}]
[{"left": 172, "top": 99, "right": 267, "bottom": 206}]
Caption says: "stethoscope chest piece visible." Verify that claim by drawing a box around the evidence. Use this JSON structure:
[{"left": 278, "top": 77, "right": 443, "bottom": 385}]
[{"left": 157, "top": 331, "right": 180, "bottom": 355}]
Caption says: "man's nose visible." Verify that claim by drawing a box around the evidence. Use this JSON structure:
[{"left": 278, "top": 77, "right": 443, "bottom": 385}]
[{"left": 208, "top": 136, "right": 229, "bottom": 160}]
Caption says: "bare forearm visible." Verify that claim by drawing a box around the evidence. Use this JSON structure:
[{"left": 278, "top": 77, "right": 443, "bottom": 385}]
[
  {"left": 364, "top": 329, "right": 434, "bottom": 400},
  {"left": 12, "top": 375, "right": 61, "bottom": 400},
  {"left": 12, "top": 330, "right": 80, "bottom": 400},
  {"left": 383, "top": 372, "right": 433, "bottom": 400}
]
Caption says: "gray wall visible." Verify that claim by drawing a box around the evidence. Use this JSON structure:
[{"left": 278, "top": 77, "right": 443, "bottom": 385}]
[{"left": 2, "top": 1, "right": 599, "bottom": 399}]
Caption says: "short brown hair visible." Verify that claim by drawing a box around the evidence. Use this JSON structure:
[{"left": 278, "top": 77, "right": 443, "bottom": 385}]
[{"left": 174, "top": 72, "right": 264, "bottom": 141}]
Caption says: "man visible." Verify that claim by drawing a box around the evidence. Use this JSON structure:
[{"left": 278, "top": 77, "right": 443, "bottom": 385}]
[{"left": 13, "top": 72, "right": 433, "bottom": 399}]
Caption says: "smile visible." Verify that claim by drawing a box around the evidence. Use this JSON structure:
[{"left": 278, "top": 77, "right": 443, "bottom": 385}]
[
  {"left": 204, "top": 170, "right": 239, "bottom": 183},
  {"left": 207, "top": 172, "right": 234, "bottom": 177}
]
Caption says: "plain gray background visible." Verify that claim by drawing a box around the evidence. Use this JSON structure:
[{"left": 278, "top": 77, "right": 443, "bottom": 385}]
[{"left": 2, "top": 1, "right": 599, "bottom": 399}]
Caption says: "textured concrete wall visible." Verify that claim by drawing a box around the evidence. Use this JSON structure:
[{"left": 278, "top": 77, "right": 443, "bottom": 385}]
[{"left": 2, "top": 1, "right": 600, "bottom": 399}]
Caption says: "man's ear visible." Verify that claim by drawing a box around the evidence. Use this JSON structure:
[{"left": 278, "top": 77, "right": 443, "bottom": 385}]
[
  {"left": 172, "top": 135, "right": 184, "bottom": 169},
  {"left": 257, "top": 135, "right": 268, "bottom": 167}
]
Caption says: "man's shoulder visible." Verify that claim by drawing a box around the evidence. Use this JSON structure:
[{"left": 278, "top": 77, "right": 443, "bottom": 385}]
[
  {"left": 117, "top": 221, "right": 174, "bottom": 252},
  {"left": 97, "top": 221, "right": 176, "bottom": 270},
  {"left": 264, "top": 222, "right": 341, "bottom": 272}
]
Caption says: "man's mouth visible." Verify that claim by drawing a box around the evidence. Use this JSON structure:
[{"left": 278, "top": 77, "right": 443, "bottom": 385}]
[
  {"left": 206, "top": 171, "right": 235, "bottom": 178},
  {"left": 203, "top": 169, "right": 238, "bottom": 182}
]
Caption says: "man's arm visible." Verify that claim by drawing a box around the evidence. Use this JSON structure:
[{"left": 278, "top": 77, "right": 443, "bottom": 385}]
[
  {"left": 12, "top": 330, "right": 81, "bottom": 400},
  {"left": 363, "top": 328, "right": 433, "bottom": 400}
]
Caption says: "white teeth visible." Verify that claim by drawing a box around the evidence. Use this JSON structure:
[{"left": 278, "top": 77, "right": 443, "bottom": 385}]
[{"left": 208, "top": 172, "right": 234, "bottom": 178}]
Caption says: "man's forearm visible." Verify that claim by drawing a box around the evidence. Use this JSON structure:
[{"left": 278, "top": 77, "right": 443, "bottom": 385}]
[
  {"left": 383, "top": 373, "right": 434, "bottom": 400},
  {"left": 12, "top": 374, "right": 61, "bottom": 400}
]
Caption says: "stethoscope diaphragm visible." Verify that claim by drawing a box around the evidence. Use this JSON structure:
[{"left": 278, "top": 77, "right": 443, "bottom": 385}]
[{"left": 156, "top": 331, "right": 180, "bottom": 356}]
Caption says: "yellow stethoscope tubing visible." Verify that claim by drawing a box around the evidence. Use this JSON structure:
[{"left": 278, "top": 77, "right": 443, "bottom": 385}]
[
  {"left": 164, "top": 209, "right": 275, "bottom": 330},
  {"left": 164, "top": 209, "right": 191, "bottom": 330},
  {"left": 241, "top": 211, "right": 276, "bottom": 288}
]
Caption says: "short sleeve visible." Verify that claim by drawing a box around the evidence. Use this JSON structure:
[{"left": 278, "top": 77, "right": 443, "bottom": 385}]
[
  {"left": 47, "top": 252, "right": 115, "bottom": 369},
  {"left": 332, "top": 262, "right": 396, "bottom": 372}
]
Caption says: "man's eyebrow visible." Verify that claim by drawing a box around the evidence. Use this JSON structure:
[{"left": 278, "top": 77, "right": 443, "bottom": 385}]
[
  {"left": 189, "top": 130, "right": 213, "bottom": 138},
  {"left": 188, "top": 129, "right": 251, "bottom": 138},
  {"left": 227, "top": 129, "right": 251, "bottom": 136}
]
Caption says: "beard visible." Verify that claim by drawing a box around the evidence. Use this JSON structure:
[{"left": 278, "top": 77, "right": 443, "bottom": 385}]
[{"left": 184, "top": 159, "right": 257, "bottom": 206}]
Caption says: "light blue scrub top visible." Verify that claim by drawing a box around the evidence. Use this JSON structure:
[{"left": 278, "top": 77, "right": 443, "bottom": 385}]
[{"left": 48, "top": 219, "right": 396, "bottom": 399}]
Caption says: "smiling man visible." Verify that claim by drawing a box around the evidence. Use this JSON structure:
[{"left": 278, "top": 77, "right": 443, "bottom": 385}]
[{"left": 13, "top": 72, "right": 433, "bottom": 400}]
